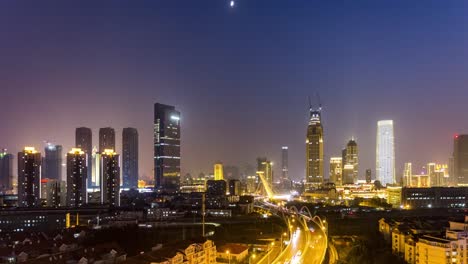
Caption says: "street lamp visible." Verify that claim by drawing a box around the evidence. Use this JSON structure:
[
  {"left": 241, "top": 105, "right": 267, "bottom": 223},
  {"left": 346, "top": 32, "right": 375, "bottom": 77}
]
[
  {"left": 226, "top": 250, "right": 231, "bottom": 264},
  {"left": 249, "top": 253, "right": 256, "bottom": 264}
]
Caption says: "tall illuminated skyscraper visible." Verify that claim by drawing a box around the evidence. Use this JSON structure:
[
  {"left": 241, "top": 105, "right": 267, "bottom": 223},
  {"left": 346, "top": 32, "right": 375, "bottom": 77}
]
[
  {"left": 76, "top": 127, "right": 93, "bottom": 188},
  {"left": 154, "top": 103, "right": 181, "bottom": 192},
  {"left": 257, "top": 157, "right": 273, "bottom": 197},
  {"left": 453, "top": 134, "right": 468, "bottom": 185},
  {"left": 18, "top": 147, "right": 42, "bottom": 207},
  {"left": 66, "top": 148, "right": 87, "bottom": 207},
  {"left": 44, "top": 143, "right": 62, "bottom": 181},
  {"left": 345, "top": 139, "right": 358, "bottom": 184},
  {"left": 214, "top": 162, "right": 224, "bottom": 181},
  {"left": 101, "top": 149, "right": 120, "bottom": 207},
  {"left": 281, "top": 146, "right": 289, "bottom": 183},
  {"left": 376, "top": 120, "right": 395, "bottom": 186},
  {"left": 99, "top": 127, "right": 115, "bottom": 153},
  {"left": 122, "top": 128, "right": 139, "bottom": 189},
  {"left": 306, "top": 104, "right": 324, "bottom": 188},
  {"left": 0, "top": 149, "right": 13, "bottom": 192},
  {"left": 329, "top": 157, "right": 342, "bottom": 186}
]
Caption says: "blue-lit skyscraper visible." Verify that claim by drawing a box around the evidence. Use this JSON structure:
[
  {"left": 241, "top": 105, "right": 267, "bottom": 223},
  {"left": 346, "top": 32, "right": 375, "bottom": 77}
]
[
  {"left": 122, "top": 127, "right": 138, "bottom": 189},
  {"left": 376, "top": 120, "right": 395, "bottom": 186},
  {"left": 44, "top": 143, "right": 62, "bottom": 181},
  {"left": 0, "top": 149, "right": 13, "bottom": 193}
]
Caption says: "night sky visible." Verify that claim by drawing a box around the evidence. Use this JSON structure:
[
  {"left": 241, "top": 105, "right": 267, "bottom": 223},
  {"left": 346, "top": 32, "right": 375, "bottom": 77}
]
[{"left": 1, "top": 1, "right": 468, "bottom": 182}]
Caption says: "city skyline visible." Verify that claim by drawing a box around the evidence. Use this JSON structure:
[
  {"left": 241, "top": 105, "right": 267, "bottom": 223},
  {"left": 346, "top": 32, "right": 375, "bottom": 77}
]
[{"left": 1, "top": 1, "right": 468, "bottom": 182}]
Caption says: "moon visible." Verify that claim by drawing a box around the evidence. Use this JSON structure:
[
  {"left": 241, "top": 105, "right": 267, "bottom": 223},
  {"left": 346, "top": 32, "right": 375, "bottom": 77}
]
[{"left": 230, "top": 1, "right": 235, "bottom": 8}]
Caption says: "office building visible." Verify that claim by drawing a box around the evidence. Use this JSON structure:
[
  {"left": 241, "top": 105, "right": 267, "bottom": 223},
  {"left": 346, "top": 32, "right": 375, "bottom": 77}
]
[
  {"left": 66, "top": 148, "right": 87, "bottom": 207},
  {"left": 246, "top": 175, "right": 258, "bottom": 194},
  {"left": 365, "top": 169, "right": 372, "bottom": 183},
  {"left": 154, "top": 103, "right": 181, "bottom": 192},
  {"left": 43, "top": 143, "right": 62, "bottom": 181},
  {"left": 386, "top": 186, "right": 402, "bottom": 208},
  {"left": 306, "top": 104, "right": 324, "bottom": 188},
  {"left": 214, "top": 162, "right": 224, "bottom": 181},
  {"left": 0, "top": 150, "right": 13, "bottom": 192},
  {"left": 376, "top": 120, "right": 395, "bottom": 186},
  {"left": 345, "top": 139, "right": 358, "bottom": 184},
  {"left": 206, "top": 180, "right": 227, "bottom": 196},
  {"left": 403, "top": 162, "right": 412, "bottom": 187},
  {"left": 402, "top": 187, "right": 468, "bottom": 209},
  {"left": 99, "top": 127, "right": 115, "bottom": 153},
  {"left": 101, "top": 149, "right": 120, "bottom": 206},
  {"left": 228, "top": 179, "right": 241, "bottom": 196},
  {"left": 343, "top": 164, "right": 355, "bottom": 185},
  {"left": 122, "top": 128, "right": 139, "bottom": 189},
  {"left": 281, "top": 146, "right": 289, "bottom": 182},
  {"left": 329, "top": 157, "right": 342, "bottom": 186},
  {"left": 75, "top": 127, "right": 93, "bottom": 188},
  {"left": 18, "top": 147, "right": 41, "bottom": 207},
  {"left": 453, "top": 135, "right": 468, "bottom": 185}
]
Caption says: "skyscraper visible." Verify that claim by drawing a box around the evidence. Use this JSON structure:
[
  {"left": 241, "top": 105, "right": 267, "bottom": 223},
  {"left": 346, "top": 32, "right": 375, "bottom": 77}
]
[
  {"left": 18, "top": 147, "right": 41, "bottom": 207},
  {"left": 91, "top": 148, "right": 101, "bottom": 188},
  {"left": 154, "top": 103, "right": 181, "bottom": 192},
  {"left": 306, "top": 104, "right": 324, "bottom": 188},
  {"left": 376, "top": 120, "right": 395, "bottom": 186},
  {"left": 329, "top": 157, "right": 342, "bottom": 186},
  {"left": 122, "top": 128, "right": 139, "bottom": 189},
  {"left": 403, "top": 162, "right": 412, "bottom": 187},
  {"left": 345, "top": 139, "right": 358, "bottom": 184},
  {"left": 257, "top": 157, "right": 273, "bottom": 197},
  {"left": 281, "top": 146, "right": 289, "bottom": 183},
  {"left": 76, "top": 127, "right": 93, "bottom": 188},
  {"left": 66, "top": 148, "right": 87, "bottom": 207},
  {"left": 0, "top": 149, "right": 13, "bottom": 192},
  {"left": 43, "top": 143, "right": 62, "bottom": 181},
  {"left": 214, "top": 162, "right": 224, "bottom": 181},
  {"left": 365, "top": 169, "right": 372, "bottom": 183},
  {"left": 101, "top": 149, "right": 120, "bottom": 206},
  {"left": 99, "top": 127, "right": 115, "bottom": 153},
  {"left": 453, "top": 135, "right": 468, "bottom": 185}
]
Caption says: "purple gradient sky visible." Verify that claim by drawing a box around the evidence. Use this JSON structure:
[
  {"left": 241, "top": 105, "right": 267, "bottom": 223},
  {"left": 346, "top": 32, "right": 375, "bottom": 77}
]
[{"left": 1, "top": 1, "right": 468, "bottom": 181}]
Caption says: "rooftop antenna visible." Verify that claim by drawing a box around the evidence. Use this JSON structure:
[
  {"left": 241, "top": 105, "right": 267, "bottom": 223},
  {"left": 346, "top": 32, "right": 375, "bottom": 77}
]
[
  {"left": 308, "top": 96, "right": 312, "bottom": 111},
  {"left": 316, "top": 92, "right": 322, "bottom": 111}
]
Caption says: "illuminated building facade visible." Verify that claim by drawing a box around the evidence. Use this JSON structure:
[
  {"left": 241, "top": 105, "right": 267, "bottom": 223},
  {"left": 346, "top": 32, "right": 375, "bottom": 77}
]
[
  {"left": 453, "top": 134, "right": 468, "bottom": 185},
  {"left": 75, "top": 127, "right": 93, "bottom": 188},
  {"left": 43, "top": 143, "right": 62, "bottom": 181},
  {"left": 257, "top": 157, "right": 273, "bottom": 195},
  {"left": 154, "top": 103, "right": 181, "bottom": 192},
  {"left": 214, "top": 162, "right": 224, "bottom": 181},
  {"left": 18, "top": 147, "right": 41, "bottom": 207},
  {"left": 281, "top": 146, "right": 289, "bottom": 183},
  {"left": 376, "top": 120, "right": 395, "bottom": 186},
  {"left": 228, "top": 179, "right": 241, "bottom": 195},
  {"left": 122, "top": 127, "right": 139, "bottom": 189},
  {"left": 41, "top": 178, "right": 66, "bottom": 207},
  {"left": 306, "top": 105, "right": 324, "bottom": 188},
  {"left": 345, "top": 139, "right": 358, "bottom": 184},
  {"left": 66, "top": 148, "right": 87, "bottom": 207},
  {"left": 91, "top": 149, "right": 101, "bottom": 188},
  {"left": 329, "top": 157, "right": 342, "bottom": 186},
  {"left": 343, "top": 164, "right": 355, "bottom": 185},
  {"left": 101, "top": 149, "right": 120, "bottom": 206},
  {"left": 0, "top": 149, "right": 13, "bottom": 192},
  {"left": 246, "top": 175, "right": 258, "bottom": 194},
  {"left": 386, "top": 186, "right": 402, "bottom": 208},
  {"left": 99, "top": 127, "right": 115, "bottom": 153}
]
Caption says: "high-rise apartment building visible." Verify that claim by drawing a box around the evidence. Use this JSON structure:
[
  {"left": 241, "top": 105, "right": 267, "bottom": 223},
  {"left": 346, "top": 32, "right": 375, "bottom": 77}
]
[
  {"left": 66, "top": 148, "right": 87, "bottom": 207},
  {"left": 345, "top": 139, "right": 358, "bottom": 184},
  {"left": 329, "top": 157, "right": 342, "bottom": 186},
  {"left": 43, "top": 143, "right": 62, "bottom": 181},
  {"left": 122, "top": 128, "right": 139, "bottom": 189},
  {"left": 376, "top": 120, "right": 395, "bottom": 186},
  {"left": 281, "top": 146, "right": 289, "bottom": 182},
  {"left": 18, "top": 147, "right": 42, "bottom": 207},
  {"left": 154, "top": 103, "right": 181, "bottom": 192},
  {"left": 41, "top": 178, "right": 66, "bottom": 207},
  {"left": 306, "top": 105, "right": 324, "bottom": 188},
  {"left": 0, "top": 149, "right": 13, "bottom": 192},
  {"left": 343, "top": 164, "right": 355, "bottom": 185},
  {"left": 101, "top": 149, "right": 120, "bottom": 206},
  {"left": 214, "top": 162, "right": 224, "bottom": 181},
  {"left": 454, "top": 135, "right": 468, "bottom": 185},
  {"left": 76, "top": 127, "right": 93, "bottom": 188},
  {"left": 99, "top": 127, "right": 115, "bottom": 153}
]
